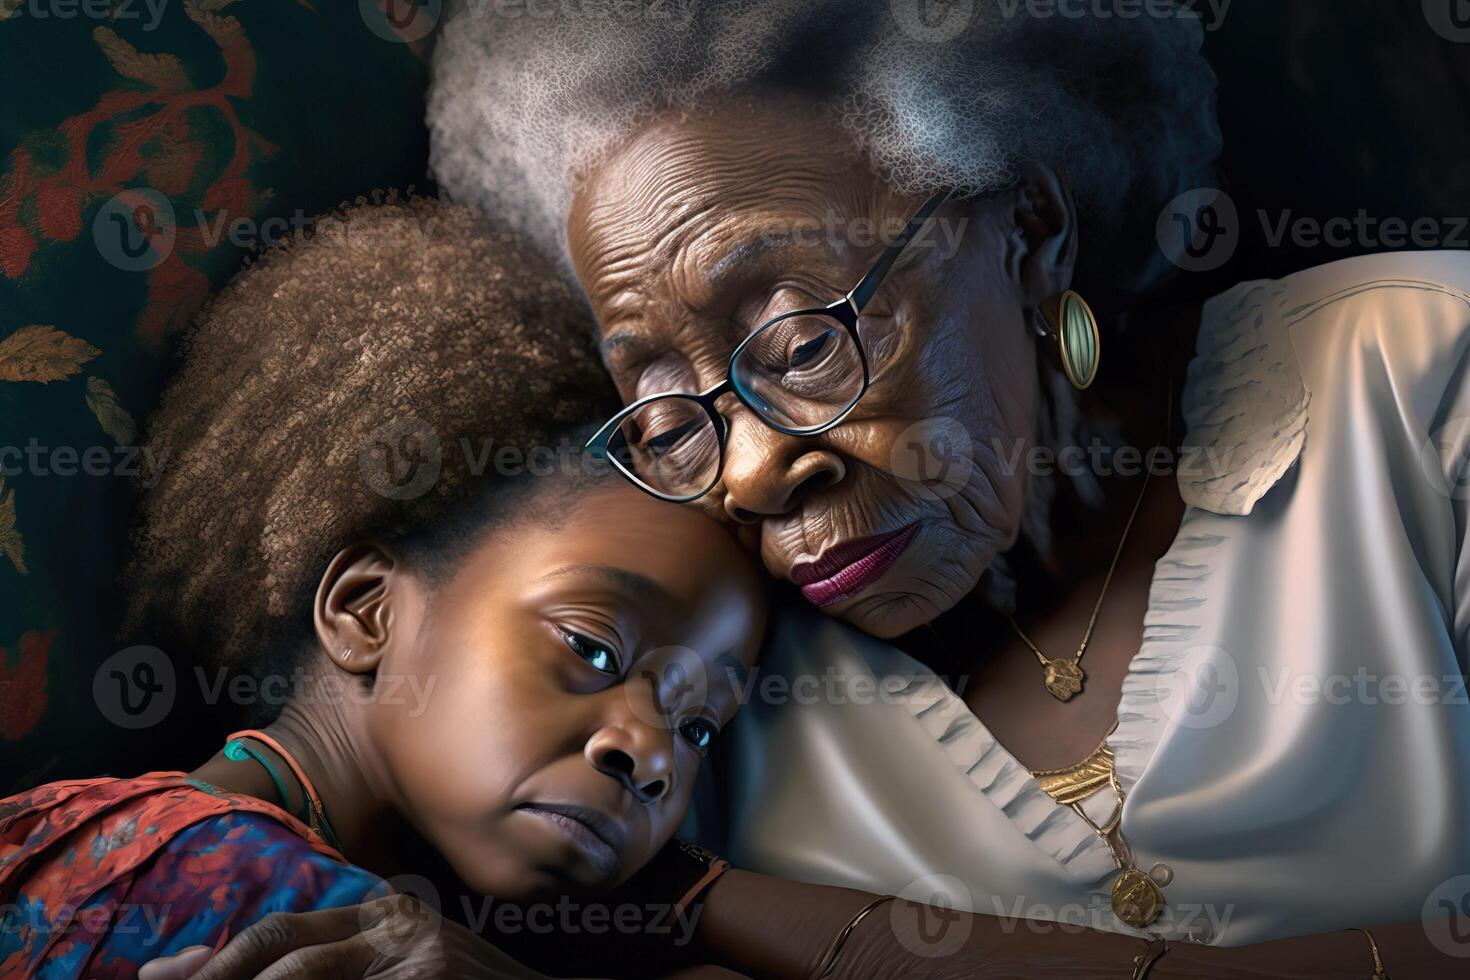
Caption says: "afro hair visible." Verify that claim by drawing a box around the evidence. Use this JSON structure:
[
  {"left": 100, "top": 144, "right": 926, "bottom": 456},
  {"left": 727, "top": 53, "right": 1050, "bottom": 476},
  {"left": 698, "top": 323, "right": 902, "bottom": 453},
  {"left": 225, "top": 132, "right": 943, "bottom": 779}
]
[{"left": 124, "top": 193, "right": 618, "bottom": 674}]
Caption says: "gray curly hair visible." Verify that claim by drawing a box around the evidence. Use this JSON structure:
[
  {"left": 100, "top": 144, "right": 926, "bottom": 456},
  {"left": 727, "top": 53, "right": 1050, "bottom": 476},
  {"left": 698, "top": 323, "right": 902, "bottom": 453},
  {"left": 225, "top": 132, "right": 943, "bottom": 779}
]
[{"left": 427, "top": 0, "right": 1220, "bottom": 298}]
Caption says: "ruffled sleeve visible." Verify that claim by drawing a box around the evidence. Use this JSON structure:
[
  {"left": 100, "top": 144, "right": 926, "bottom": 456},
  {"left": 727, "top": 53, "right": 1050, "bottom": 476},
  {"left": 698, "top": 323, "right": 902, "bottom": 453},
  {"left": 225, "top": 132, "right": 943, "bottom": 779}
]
[{"left": 1178, "top": 279, "right": 1310, "bottom": 516}]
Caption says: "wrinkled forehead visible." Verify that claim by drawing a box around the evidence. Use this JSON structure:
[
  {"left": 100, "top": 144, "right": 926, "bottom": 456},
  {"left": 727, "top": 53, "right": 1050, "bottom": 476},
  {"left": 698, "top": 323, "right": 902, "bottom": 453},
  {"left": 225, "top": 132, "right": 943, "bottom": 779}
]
[{"left": 567, "top": 105, "right": 886, "bottom": 313}]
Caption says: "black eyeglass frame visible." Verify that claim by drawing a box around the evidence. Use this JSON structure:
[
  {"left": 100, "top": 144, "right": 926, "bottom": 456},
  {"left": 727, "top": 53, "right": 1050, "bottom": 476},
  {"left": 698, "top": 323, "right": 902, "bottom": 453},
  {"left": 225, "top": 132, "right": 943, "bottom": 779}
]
[{"left": 587, "top": 188, "right": 955, "bottom": 503}]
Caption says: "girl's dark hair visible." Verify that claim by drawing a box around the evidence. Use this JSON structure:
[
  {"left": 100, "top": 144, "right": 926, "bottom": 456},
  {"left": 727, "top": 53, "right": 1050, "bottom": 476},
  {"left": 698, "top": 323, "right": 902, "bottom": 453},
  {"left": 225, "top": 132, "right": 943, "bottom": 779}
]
[{"left": 124, "top": 194, "right": 619, "bottom": 683}]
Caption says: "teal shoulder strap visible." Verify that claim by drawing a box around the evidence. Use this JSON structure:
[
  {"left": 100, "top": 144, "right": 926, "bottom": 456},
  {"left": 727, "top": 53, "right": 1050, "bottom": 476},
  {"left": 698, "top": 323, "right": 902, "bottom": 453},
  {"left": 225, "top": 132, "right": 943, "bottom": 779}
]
[{"left": 223, "top": 737, "right": 304, "bottom": 822}]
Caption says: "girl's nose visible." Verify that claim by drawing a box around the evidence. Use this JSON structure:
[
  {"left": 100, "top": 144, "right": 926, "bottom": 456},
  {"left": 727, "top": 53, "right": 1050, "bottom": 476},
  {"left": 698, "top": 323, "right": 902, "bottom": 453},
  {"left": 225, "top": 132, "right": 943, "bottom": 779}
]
[{"left": 584, "top": 682, "right": 676, "bottom": 804}]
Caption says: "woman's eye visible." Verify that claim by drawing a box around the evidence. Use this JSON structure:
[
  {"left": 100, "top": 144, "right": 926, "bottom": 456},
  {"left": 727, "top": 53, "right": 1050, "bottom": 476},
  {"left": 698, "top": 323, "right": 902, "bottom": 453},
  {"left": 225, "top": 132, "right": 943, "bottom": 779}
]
[
  {"left": 561, "top": 630, "right": 619, "bottom": 676},
  {"left": 678, "top": 719, "right": 717, "bottom": 751},
  {"left": 789, "top": 330, "right": 833, "bottom": 368},
  {"left": 643, "top": 416, "right": 702, "bottom": 453}
]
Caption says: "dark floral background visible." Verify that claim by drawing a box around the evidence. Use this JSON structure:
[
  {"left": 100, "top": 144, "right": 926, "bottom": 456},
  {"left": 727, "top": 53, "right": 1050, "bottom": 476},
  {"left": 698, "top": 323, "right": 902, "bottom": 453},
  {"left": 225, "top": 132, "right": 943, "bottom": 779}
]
[
  {"left": 0, "top": 0, "right": 431, "bottom": 789},
  {"left": 0, "top": 0, "right": 1467, "bottom": 791}
]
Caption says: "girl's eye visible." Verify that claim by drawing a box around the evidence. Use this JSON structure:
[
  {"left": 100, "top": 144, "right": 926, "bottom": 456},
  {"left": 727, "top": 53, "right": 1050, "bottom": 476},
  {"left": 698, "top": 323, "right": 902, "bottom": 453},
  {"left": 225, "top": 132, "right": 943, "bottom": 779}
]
[
  {"left": 678, "top": 719, "right": 716, "bottom": 751},
  {"left": 561, "top": 630, "right": 619, "bottom": 676}
]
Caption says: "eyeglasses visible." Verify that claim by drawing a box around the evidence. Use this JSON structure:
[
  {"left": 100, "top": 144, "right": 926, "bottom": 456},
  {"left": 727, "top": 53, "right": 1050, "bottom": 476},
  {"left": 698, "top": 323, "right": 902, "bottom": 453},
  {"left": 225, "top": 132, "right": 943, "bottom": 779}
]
[{"left": 587, "top": 189, "right": 955, "bottom": 503}]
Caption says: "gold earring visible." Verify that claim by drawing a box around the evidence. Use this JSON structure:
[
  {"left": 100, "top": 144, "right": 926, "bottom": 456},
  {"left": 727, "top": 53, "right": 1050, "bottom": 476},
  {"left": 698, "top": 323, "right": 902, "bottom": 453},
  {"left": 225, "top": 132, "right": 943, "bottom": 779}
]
[{"left": 1038, "top": 290, "right": 1100, "bottom": 390}]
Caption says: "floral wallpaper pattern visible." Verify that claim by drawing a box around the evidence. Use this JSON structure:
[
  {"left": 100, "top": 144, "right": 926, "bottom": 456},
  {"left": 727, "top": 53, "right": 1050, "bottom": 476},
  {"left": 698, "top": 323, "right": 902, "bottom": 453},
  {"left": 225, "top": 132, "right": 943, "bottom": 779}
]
[{"left": 0, "top": 0, "right": 430, "bottom": 789}]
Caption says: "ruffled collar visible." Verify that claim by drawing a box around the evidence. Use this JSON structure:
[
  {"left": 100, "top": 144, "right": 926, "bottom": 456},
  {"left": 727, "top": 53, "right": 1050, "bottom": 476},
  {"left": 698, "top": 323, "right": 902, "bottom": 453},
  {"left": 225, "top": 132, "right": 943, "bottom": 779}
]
[{"left": 889, "top": 282, "right": 1312, "bottom": 908}]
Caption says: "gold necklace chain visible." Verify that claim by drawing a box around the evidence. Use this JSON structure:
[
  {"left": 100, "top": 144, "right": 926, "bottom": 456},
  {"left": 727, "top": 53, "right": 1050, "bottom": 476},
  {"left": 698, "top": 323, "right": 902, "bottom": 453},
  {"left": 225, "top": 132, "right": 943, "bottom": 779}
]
[{"left": 1010, "top": 383, "right": 1173, "bottom": 702}]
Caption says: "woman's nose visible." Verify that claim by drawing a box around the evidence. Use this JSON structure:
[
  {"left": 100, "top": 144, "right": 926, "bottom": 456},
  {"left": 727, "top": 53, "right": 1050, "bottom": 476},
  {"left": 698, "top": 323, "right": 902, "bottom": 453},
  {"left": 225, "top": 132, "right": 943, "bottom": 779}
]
[
  {"left": 585, "top": 692, "right": 676, "bottom": 805},
  {"left": 719, "top": 414, "right": 846, "bottom": 524}
]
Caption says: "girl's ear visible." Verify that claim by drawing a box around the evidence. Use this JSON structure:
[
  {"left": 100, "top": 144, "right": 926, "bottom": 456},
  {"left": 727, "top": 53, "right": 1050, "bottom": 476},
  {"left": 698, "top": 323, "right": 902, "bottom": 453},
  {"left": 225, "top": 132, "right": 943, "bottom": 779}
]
[{"left": 312, "top": 542, "right": 406, "bottom": 675}]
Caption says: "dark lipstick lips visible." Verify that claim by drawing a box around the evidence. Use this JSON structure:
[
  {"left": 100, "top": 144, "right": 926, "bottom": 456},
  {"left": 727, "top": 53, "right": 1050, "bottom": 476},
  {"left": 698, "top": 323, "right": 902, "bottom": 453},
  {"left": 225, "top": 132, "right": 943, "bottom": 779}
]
[{"left": 791, "top": 523, "right": 919, "bottom": 607}]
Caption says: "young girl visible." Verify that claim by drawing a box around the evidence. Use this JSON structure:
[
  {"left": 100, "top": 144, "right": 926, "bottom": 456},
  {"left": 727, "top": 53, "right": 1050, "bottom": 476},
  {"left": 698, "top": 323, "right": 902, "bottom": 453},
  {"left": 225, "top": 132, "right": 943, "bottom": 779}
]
[{"left": 0, "top": 198, "right": 764, "bottom": 979}]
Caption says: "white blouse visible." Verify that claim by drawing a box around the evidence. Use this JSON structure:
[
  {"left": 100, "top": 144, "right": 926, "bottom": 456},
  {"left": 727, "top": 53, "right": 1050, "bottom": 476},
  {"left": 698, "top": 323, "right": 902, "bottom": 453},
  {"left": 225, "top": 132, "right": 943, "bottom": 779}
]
[{"left": 687, "top": 250, "right": 1470, "bottom": 947}]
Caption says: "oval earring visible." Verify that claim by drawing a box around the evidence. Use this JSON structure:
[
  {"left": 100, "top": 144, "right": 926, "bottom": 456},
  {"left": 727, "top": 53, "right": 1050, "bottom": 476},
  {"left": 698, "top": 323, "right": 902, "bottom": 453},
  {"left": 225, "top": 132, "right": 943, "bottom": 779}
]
[{"left": 1038, "top": 290, "right": 1101, "bottom": 390}]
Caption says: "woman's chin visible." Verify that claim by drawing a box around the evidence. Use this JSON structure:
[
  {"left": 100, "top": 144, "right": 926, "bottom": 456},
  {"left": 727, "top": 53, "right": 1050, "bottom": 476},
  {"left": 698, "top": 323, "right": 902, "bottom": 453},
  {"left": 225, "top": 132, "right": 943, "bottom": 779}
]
[
  {"left": 843, "top": 600, "right": 929, "bottom": 638},
  {"left": 787, "top": 524, "right": 987, "bottom": 637},
  {"left": 820, "top": 579, "right": 968, "bottom": 638}
]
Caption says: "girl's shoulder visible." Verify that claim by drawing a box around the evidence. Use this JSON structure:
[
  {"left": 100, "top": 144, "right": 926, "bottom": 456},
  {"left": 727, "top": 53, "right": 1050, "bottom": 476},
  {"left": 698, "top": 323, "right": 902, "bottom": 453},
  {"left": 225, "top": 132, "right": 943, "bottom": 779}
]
[{"left": 0, "top": 773, "right": 382, "bottom": 979}]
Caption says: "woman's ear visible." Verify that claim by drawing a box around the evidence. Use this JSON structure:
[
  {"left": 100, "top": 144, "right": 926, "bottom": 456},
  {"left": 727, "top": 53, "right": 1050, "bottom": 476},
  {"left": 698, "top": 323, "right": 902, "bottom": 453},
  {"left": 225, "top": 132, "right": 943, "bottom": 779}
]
[
  {"left": 1006, "top": 162, "right": 1078, "bottom": 308},
  {"left": 312, "top": 542, "right": 408, "bottom": 675}
]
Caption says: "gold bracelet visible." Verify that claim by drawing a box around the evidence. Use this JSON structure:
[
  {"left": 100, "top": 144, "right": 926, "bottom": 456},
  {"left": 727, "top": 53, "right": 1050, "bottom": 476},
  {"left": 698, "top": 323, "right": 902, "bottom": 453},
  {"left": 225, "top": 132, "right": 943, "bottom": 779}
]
[
  {"left": 1130, "top": 936, "right": 1169, "bottom": 980},
  {"left": 810, "top": 895, "right": 895, "bottom": 979},
  {"left": 1351, "top": 927, "right": 1390, "bottom": 980}
]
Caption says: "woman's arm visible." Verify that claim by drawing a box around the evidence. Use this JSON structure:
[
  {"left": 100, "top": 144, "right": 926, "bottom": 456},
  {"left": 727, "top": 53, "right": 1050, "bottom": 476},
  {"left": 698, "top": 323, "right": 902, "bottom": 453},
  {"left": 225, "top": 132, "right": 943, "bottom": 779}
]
[
  {"left": 695, "top": 870, "right": 1457, "bottom": 979},
  {"left": 695, "top": 869, "right": 1147, "bottom": 979}
]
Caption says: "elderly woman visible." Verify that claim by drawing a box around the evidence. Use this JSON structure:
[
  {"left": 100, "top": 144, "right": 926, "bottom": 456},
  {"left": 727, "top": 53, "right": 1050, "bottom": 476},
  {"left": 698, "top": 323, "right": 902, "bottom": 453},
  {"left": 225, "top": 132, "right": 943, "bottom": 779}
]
[{"left": 160, "top": 3, "right": 1469, "bottom": 978}]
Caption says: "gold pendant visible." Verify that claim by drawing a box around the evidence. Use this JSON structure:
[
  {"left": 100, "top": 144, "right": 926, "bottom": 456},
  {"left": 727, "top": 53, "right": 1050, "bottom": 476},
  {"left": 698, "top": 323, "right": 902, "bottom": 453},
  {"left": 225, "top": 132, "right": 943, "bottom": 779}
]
[
  {"left": 1111, "top": 868, "right": 1165, "bottom": 928},
  {"left": 1043, "top": 658, "right": 1085, "bottom": 701}
]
